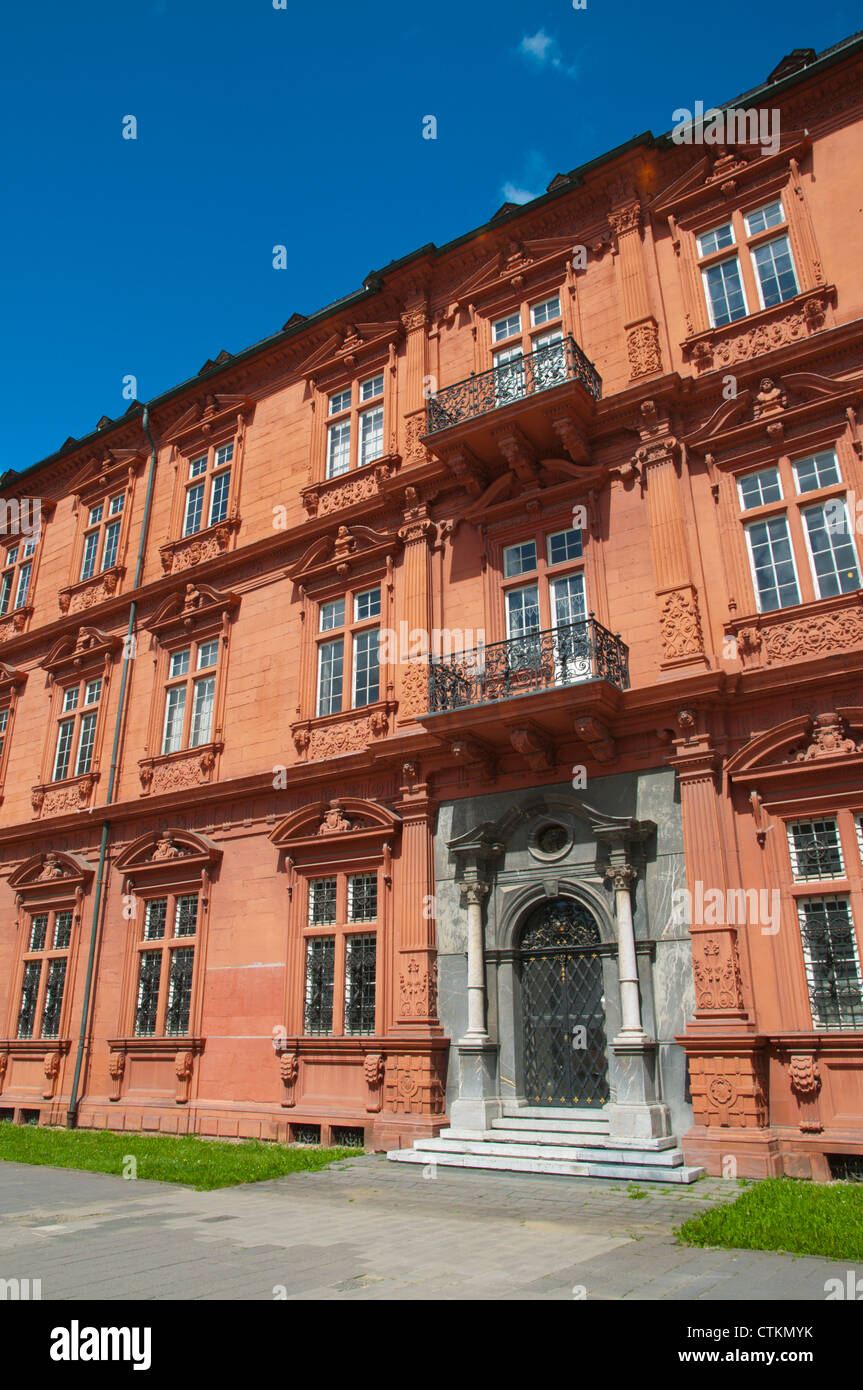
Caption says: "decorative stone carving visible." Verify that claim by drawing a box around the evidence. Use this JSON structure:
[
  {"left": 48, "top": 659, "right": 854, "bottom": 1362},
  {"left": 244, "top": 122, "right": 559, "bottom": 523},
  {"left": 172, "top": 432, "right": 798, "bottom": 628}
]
[
  {"left": 660, "top": 586, "right": 704, "bottom": 661},
  {"left": 509, "top": 726, "right": 554, "bottom": 772},
  {"left": 688, "top": 291, "right": 831, "bottom": 372},
  {"left": 38, "top": 852, "right": 68, "bottom": 880},
  {"left": 399, "top": 661, "right": 430, "bottom": 718},
  {"left": 403, "top": 415, "right": 431, "bottom": 464},
  {"left": 59, "top": 570, "right": 121, "bottom": 615},
  {"left": 573, "top": 716, "right": 616, "bottom": 763},
  {"left": 0, "top": 1053, "right": 7, "bottom": 1092},
  {"left": 399, "top": 957, "right": 438, "bottom": 1018},
  {"left": 364, "top": 1052, "right": 385, "bottom": 1113},
  {"left": 108, "top": 1051, "right": 125, "bottom": 1101},
  {"left": 626, "top": 319, "right": 663, "bottom": 379},
  {"left": 0, "top": 609, "right": 30, "bottom": 644},
  {"left": 688, "top": 1053, "right": 768, "bottom": 1128},
  {"left": 383, "top": 1053, "right": 446, "bottom": 1116},
  {"left": 42, "top": 1051, "right": 61, "bottom": 1099},
  {"left": 160, "top": 522, "right": 235, "bottom": 575},
  {"left": 36, "top": 775, "right": 95, "bottom": 817},
  {"left": 151, "top": 831, "right": 190, "bottom": 860},
  {"left": 788, "top": 712, "right": 861, "bottom": 761},
  {"left": 141, "top": 749, "right": 217, "bottom": 795},
  {"left": 760, "top": 608, "right": 863, "bottom": 665},
  {"left": 367, "top": 709, "right": 389, "bottom": 739},
  {"left": 174, "top": 1051, "right": 194, "bottom": 1103},
  {"left": 292, "top": 725, "right": 311, "bottom": 759},
  {"left": 752, "top": 377, "right": 787, "bottom": 417},
  {"left": 692, "top": 934, "right": 745, "bottom": 1012},
  {"left": 788, "top": 1053, "right": 823, "bottom": 1134},
  {"left": 279, "top": 1050, "right": 299, "bottom": 1107},
  {"left": 318, "top": 800, "right": 353, "bottom": 835},
  {"left": 450, "top": 737, "right": 497, "bottom": 781}
]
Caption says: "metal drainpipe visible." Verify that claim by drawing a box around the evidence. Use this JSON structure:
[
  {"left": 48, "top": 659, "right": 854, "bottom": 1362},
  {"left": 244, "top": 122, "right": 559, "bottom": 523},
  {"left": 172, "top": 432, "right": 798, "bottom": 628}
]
[{"left": 66, "top": 405, "right": 158, "bottom": 1127}]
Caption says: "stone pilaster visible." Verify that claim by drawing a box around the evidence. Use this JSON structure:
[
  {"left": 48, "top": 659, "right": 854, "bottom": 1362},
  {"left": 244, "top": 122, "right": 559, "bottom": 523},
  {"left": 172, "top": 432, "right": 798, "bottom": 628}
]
[
  {"left": 392, "top": 781, "right": 441, "bottom": 1035},
  {"left": 637, "top": 423, "right": 708, "bottom": 672},
  {"left": 609, "top": 203, "right": 662, "bottom": 381}
]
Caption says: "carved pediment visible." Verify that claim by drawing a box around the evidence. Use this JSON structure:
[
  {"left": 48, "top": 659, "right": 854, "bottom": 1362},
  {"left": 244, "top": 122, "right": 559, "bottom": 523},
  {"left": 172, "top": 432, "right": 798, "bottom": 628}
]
[
  {"left": 271, "top": 798, "right": 401, "bottom": 845},
  {"left": 726, "top": 709, "right": 863, "bottom": 783},
  {"left": 296, "top": 320, "right": 402, "bottom": 382},
  {"left": 163, "top": 393, "right": 253, "bottom": 448},
  {"left": 9, "top": 850, "right": 94, "bottom": 897},
  {"left": 449, "top": 235, "right": 575, "bottom": 307},
  {"left": 0, "top": 661, "right": 27, "bottom": 695},
  {"left": 68, "top": 448, "right": 145, "bottom": 502},
  {"left": 114, "top": 828, "right": 222, "bottom": 881},
  {"left": 650, "top": 131, "right": 811, "bottom": 220},
  {"left": 685, "top": 369, "right": 861, "bottom": 455},
  {"left": 147, "top": 582, "right": 239, "bottom": 640},
  {"left": 462, "top": 457, "right": 606, "bottom": 523},
  {"left": 286, "top": 524, "right": 401, "bottom": 584},
  {"left": 43, "top": 626, "right": 122, "bottom": 680}
]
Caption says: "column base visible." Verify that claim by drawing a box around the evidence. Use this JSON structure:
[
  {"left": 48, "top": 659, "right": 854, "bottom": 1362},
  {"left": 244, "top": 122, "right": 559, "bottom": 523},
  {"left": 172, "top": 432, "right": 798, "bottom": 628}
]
[
  {"left": 606, "top": 1102, "right": 672, "bottom": 1145},
  {"left": 449, "top": 1039, "right": 502, "bottom": 1132}
]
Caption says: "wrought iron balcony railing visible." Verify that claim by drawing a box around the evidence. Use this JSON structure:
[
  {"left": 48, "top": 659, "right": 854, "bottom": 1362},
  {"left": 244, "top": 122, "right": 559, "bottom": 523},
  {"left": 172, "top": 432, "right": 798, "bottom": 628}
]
[
  {"left": 427, "top": 617, "right": 629, "bottom": 712},
  {"left": 426, "top": 335, "right": 602, "bottom": 435}
]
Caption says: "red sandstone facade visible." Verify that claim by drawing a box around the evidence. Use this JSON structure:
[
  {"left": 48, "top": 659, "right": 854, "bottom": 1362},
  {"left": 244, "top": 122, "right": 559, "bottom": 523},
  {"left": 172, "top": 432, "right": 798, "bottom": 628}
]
[{"left": 1, "top": 38, "right": 863, "bottom": 1176}]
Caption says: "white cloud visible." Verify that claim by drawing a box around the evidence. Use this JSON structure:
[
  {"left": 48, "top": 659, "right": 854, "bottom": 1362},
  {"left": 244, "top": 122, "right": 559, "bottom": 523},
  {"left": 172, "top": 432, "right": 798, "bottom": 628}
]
[
  {"left": 502, "top": 182, "right": 541, "bottom": 205},
  {"left": 518, "top": 29, "right": 578, "bottom": 78}
]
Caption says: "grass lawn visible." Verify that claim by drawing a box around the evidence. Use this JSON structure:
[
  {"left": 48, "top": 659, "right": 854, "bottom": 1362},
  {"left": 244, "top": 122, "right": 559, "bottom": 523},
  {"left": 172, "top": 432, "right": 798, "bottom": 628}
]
[
  {"left": 676, "top": 1177, "right": 863, "bottom": 1261},
  {"left": 0, "top": 1121, "right": 357, "bottom": 1191}
]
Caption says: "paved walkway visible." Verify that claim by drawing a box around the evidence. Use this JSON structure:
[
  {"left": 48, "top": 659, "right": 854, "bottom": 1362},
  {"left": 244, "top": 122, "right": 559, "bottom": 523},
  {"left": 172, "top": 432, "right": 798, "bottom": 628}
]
[{"left": 0, "top": 1155, "right": 858, "bottom": 1300}]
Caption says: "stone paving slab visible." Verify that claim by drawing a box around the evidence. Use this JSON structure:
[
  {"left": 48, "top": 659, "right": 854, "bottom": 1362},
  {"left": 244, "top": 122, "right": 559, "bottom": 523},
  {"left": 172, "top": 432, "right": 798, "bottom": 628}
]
[{"left": 1, "top": 1153, "right": 860, "bottom": 1301}]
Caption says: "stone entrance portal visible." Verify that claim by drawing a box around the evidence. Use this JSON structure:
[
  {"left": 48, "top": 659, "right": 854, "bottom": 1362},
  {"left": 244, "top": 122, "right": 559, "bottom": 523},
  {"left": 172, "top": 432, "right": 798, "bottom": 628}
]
[{"left": 519, "top": 898, "right": 609, "bottom": 1107}]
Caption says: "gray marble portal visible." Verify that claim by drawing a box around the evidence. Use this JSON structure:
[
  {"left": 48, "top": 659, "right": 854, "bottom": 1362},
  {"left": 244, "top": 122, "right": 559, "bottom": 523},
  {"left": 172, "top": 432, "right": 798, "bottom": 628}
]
[{"left": 434, "top": 771, "right": 694, "bottom": 1139}]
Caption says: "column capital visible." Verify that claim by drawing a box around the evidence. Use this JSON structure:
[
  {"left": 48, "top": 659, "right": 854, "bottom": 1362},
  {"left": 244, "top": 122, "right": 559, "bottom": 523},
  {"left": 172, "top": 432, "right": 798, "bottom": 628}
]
[
  {"left": 460, "top": 880, "right": 490, "bottom": 906},
  {"left": 604, "top": 863, "right": 638, "bottom": 892}
]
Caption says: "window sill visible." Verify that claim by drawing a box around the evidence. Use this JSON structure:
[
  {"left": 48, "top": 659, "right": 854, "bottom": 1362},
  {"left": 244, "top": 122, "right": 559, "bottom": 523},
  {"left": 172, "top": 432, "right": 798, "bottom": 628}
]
[
  {"left": 302, "top": 454, "right": 400, "bottom": 517},
  {"left": 291, "top": 700, "right": 397, "bottom": 762},
  {"left": 31, "top": 771, "right": 98, "bottom": 818},
  {"left": 728, "top": 588, "right": 863, "bottom": 670},
  {"left": 138, "top": 742, "right": 222, "bottom": 796},
  {"left": 160, "top": 517, "right": 240, "bottom": 575},
  {"left": 682, "top": 285, "right": 835, "bottom": 372},
  {"left": 58, "top": 566, "right": 124, "bottom": 616},
  {"left": 106, "top": 1036, "right": 205, "bottom": 1104},
  {"left": 0, "top": 1038, "right": 71, "bottom": 1099}
]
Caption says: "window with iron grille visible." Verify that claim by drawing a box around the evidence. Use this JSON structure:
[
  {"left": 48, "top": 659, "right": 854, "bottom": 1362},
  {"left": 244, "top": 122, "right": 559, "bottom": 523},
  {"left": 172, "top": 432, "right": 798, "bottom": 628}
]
[
  {"left": 133, "top": 893, "right": 200, "bottom": 1036},
  {"left": 16, "top": 908, "right": 74, "bottom": 1039},
  {"left": 347, "top": 873, "right": 377, "bottom": 922},
  {"left": 309, "top": 878, "right": 337, "bottom": 925},
  {"left": 797, "top": 897, "right": 863, "bottom": 1030},
  {"left": 304, "top": 936, "right": 335, "bottom": 1034},
  {"left": 344, "top": 934, "right": 376, "bottom": 1035},
  {"left": 787, "top": 819, "right": 845, "bottom": 881}
]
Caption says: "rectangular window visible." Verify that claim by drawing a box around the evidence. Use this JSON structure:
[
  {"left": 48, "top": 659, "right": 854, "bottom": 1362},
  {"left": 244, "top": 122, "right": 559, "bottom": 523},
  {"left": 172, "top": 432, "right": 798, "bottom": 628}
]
[
  {"left": 53, "top": 720, "right": 74, "bottom": 781},
  {"left": 17, "top": 961, "right": 42, "bottom": 1039},
  {"left": 165, "top": 948, "right": 195, "bottom": 1035},
  {"left": 85, "top": 679, "right": 101, "bottom": 706},
  {"left": 197, "top": 640, "right": 218, "bottom": 670},
  {"left": 75, "top": 711, "right": 98, "bottom": 776},
  {"left": 347, "top": 873, "right": 377, "bottom": 922},
  {"left": 174, "top": 895, "right": 198, "bottom": 937},
  {"left": 493, "top": 344, "right": 525, "bottom": 403},
  {"left": 63, "top": 687, "right": 79, "bottom": 712},
  {"left": 162, "top": 686, "right": 187, "bottom": 755},
  {"left": 505, "top": 584, "right": 540, "bottom": 638},
  {"left": 208, "top": 468, "right": 231, "bottom": 526},
  {"left": 184, "top": 482, "right": 205, "bottom": 537},
  {"left": 80, "top": 530, "right": 100, "bottom": 581},
  {"left": 309, "top": 878, "right": 338, "bottom": 925},
  {"left": 359, "top": 405, "right": 384, "bottom": 466},
  {"left": 134, "top": 951, "right": 162, "bottom": 1036},
  {"left": 530, "top": 295, "right": 561, "bottom": 327},
  {"left": 551, "top": 572, "right": 586, "bottom": 628},
  {"left": 169, "top": 649, "right": 190, "bottom": 680},
  {"left": 0, "top": 572, "right": 12, "bottom": 614},
  {"left": 745, "top": 514, "right": 800, "bottom": 612},
  {"left": 787, "top": 819, "right": 845, "bottom": 881},
  {"left": 793, "top": 450, "right": 842, "bottom": 495},
  {"left": 352, "top": 629, "right": 380, "bottom": 707},
  {"left": 492, "top": 310, "right": 521, "bottom": 343},
  {"left": 304, "top": 937, "right": 335, "bottom": 1035},
  {"left": 738, "top": 466, "right": 783, "bottom": 511},
  {"left": 752, "top": 235, "right": 799, "bottom": 309},
  {"left": 29, "top": 914, "right": 48, "bottom": 952},
  {"left": 744, "top": 200, "right": 784, "bottom": 235},
  {"left": 14, "top": 562, "right": 31, "bottom": 608},
  {"left": 547, "top": 528, "right": 583, "bottom": 565},
  {"left": 53, "top": 911, "right": 73, "bottom": 950},
  {"left": 802, "top": 502, "right": 862, "bottom": 599},
  {"left": 320, "top": 599, "right": 345, "bottom": 631},
  {"left": 215, "top": 443, "right": 234, "bottom": 469},
  {"left": 101, "top": 521, "right": 121, "bottom": 572},
  {"left": 190, "top": 676, "right": 215, "bottom": 747},
  {"left": 190, "top": 455, "right": 207, "bottom": 478},
  {"left": 144, "top": 899, "right": 167, "bottom": 941},
  {"left": 329, "top": 388, "right": 351, "bottom": 415},
  {"left": 702, "top": 257, "right": 747, "bottom": 327},
  {"left": 797, "top": 897, "right": 863, "bottom": 1030},
  {"left": 317, "top": 639, "right": 344, "bottom": 716},
  {"left": 0, "top": 706, "right": 8, "bottom": 760},
  {"left": 697, "top": 222, "right": 735, "bottom": 257},
  {"left": 503, "top": 541, "right": 538, "bottom": 577},
  {"left": 354, "top": 587, "right": 381, "bottom": 621},
  {"left": 327, "top": 421, "right": 351, "bottom": 479},
  {"left": 360, "top": 373, "right": 384, "bottom": 402},
  {"left": 344, "top": 935, "right": 376, "bottom": 1035},
  {"left": 40, "top": 959, "right": 67, "bottom": 1039},
  {"left": 109, "top": 493, "right": 125, "bottom": 516}
]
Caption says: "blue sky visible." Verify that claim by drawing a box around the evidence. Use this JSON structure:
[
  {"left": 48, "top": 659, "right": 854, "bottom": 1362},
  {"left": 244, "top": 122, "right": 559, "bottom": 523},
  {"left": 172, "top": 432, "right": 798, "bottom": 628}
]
[{"left": 0, "top": 0, "right": 855, "bottom": 473}]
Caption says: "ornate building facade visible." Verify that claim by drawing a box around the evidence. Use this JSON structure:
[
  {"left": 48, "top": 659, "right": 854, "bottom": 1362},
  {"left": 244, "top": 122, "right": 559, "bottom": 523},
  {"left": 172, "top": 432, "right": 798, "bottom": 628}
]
[{"left": 1, "top": 35, "right": 863, "bottom": 1177}]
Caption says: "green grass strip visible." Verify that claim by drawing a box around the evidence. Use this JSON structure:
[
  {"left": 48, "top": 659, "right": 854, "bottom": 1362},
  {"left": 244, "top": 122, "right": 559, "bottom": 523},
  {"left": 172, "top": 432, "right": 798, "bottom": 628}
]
[
  {"left": 0, "top": 1121, "right": 357, "bottom": 1191},
  {"left": 676, "top": 1177, "right": 863, "bottom": 1261}
]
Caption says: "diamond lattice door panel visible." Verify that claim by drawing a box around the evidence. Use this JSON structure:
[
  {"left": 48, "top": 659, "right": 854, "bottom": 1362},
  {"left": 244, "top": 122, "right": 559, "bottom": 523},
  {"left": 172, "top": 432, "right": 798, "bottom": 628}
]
[{"left": 519, "top": 899, "right": 609, "bottom": 1107}]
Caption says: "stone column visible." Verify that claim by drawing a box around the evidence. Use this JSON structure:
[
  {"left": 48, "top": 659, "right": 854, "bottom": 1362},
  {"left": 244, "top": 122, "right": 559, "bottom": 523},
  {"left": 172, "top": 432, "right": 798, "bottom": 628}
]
[
  {"left": 448, "top": 868, "right": 502, "bottom": 1133},
  {"left": 607, "top": 864, "right": 645, "bottom": 1041},
  {"left": 462, "top": 881, "right": 490, "bottom": 1041}
]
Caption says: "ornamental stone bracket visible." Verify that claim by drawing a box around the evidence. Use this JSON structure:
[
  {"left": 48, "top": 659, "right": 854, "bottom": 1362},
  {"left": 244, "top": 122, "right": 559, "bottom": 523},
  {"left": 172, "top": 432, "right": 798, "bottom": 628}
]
[
  {"left": 363, "top": 1052, "right": 386, "bottom": 1112},
  {"left": 159, "top": 518, "right": 240, "bottom": 576},
  {"left": 507, "top": 723, "right": 555, "bottom": 773},
  {"left": 787, "top": 1052, "right": 823, "bottom": 1133},
  {"left": 138, "top": 744, "right": 222, "bottom": 796},
  {"left": 449, "top": 736, "right": 497, "bottom": 782},
  {"left": 31, "top": 771, "right": 98, "bottom": 819},
  {"left": 682, "top": 285, "right": 836, "bottom": 373},
  {"left": 573, "top": 715, "right": 616, "bottom": 764},
  {"left": 276, "top": 1047, "right": 299, "bottom": 1107},
  {"left": 0, "top": 1040, "right": 71, "bottom": 1100},
  {"left": 107, "top": 1036, "right": 205, "bottom": 1105},
  {"left": 58, "top": 566, "right": 124, "bottom": 615}
]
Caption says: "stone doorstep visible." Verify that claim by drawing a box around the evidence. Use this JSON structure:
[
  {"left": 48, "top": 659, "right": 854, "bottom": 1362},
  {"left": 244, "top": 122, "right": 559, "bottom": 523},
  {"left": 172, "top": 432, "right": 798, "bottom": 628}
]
[
  {"left": 491, "top": 1116, "right": 609, "bottom": 1134},
  {"left": 436, "top": 1133, "right": 684, "bottom": 1163},
  {"left": 387, "top": 1148, "right": 705, "bottom": 1184}
]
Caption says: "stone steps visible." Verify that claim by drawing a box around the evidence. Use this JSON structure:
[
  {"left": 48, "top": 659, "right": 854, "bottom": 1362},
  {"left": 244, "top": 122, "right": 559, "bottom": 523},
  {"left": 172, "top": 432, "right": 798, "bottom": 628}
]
[
  {"left": 423, "top": 1135, "right": 687, "bottom": 1165},
  {"left": 443, "top": 1127, "right": 680, "bottom": 1155},
  {"left": 387, "top": 1145, "right": 704, "bottom": 1183}
]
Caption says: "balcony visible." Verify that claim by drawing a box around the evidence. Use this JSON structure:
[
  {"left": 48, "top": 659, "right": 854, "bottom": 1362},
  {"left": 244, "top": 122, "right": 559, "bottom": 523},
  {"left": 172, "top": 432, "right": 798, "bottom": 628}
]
[
  {"left": 428, "top": 617, "right": 629, "bottom": 712},
  {"left": 427, "top": 336, "right": 601, "bottom": 436}
]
